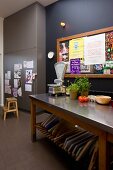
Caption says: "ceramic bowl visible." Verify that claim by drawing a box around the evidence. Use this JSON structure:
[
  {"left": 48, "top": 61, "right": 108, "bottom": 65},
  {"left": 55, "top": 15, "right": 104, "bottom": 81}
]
[{"left": 95, "top": 95, "right": 111, "bottom": 105}]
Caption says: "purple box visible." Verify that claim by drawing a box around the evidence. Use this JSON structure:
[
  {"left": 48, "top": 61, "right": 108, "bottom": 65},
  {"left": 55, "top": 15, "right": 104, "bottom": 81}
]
[{"left": 70, "top": 59, "right": 80, "bottom": 74}]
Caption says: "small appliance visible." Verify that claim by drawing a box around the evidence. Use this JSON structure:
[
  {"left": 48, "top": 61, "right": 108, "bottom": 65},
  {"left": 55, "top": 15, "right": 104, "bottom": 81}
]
[{"left": 48, "top": 62, "right": 67, "bottom": 95}]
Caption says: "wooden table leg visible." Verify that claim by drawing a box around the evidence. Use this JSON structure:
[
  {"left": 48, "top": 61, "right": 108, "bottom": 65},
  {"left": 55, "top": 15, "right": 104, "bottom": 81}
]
[
  {"left": 30, "top": 100, "right": 36, "bottom": 142},
  {"left": 106, "top": 133, "right": 113, "bottom": 170},
  {"left": 98, "top": 131, "right": 107, "bottom": 170}
]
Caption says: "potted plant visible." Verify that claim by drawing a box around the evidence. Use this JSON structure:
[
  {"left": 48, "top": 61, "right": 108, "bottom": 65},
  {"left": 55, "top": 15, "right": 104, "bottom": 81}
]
[
  {"left": 75, "top": 77, "right": 91, "bottom": 97},
  {"left": 68, "top": 83, "right": 79, "bottom": 100}
]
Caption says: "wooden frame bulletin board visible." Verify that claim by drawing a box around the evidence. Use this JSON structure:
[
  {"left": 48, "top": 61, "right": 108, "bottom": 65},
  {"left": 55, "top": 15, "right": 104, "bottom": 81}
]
[{"left": 57, "top": 26, "right": 113, "bottom": 78}]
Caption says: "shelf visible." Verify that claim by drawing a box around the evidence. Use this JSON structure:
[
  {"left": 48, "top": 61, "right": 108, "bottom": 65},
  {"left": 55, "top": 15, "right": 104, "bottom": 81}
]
[
  {"left": 35, "top": 122, "right": 50, "bottom": 136},
  {"left": 35, "top": 121, "right": 98, "bottom": 166},
  {"left": 64, "top": 74, "right": 113, "bottom": 78}
]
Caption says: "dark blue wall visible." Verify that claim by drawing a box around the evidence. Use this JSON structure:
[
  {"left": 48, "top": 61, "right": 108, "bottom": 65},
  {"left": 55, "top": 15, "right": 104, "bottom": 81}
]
[{"left": 46, "top": 0, "right": 113, "bottom": 95}]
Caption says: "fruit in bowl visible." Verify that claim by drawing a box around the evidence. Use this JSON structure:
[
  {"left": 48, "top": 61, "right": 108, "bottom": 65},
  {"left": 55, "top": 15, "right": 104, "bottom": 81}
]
[{"left": 95, "top": 95, "right": 111, "bottom": 105}]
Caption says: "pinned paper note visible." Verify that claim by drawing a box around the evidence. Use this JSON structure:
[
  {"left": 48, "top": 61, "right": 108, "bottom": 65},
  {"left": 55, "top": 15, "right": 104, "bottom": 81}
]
[{"left": 84, "top": 33, "right": 105, "bottom": 65}]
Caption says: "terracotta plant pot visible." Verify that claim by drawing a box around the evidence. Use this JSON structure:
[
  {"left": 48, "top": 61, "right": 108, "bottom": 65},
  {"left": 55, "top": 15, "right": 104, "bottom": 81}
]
[{"left": 70, "top": 91, "right": 78, "bottom": 100}]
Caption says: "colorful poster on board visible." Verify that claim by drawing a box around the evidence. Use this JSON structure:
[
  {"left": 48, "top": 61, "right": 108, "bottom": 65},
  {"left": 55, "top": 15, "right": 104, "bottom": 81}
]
[
  {"left": 69, "top": 38, "right": 84, "bottom": 62},
  {"left": 58, "top": 41, "right": 69, "bottom": 62},
  {"left": 105, "top": 32, "right": 113, "bottom": 61}
]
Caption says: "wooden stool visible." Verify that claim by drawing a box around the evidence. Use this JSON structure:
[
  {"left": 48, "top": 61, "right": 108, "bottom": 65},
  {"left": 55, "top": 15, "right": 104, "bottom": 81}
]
[{"left": 3, "top": 97, "right": 19, "bottom": 120}]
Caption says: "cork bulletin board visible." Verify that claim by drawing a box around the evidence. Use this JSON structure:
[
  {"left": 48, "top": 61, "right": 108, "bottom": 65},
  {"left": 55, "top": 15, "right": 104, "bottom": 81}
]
[{"left": 57, "top": 26, "right": 113, "bottom": 78}]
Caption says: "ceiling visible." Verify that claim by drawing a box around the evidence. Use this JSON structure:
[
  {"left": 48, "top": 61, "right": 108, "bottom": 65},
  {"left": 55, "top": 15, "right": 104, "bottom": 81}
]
[{"left": 0, "top": 0, "right": 58, "bottom": 18}]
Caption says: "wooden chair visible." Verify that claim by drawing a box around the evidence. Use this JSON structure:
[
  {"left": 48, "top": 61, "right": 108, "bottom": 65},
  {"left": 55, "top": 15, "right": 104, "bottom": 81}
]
[{"left": 3, "top": 97, "right": 18, "bottom": 120}]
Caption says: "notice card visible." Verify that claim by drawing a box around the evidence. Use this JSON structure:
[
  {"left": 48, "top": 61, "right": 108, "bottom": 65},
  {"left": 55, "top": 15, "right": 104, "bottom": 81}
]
[
  {"left": 84, "top": 33, "right": 105, "bottom": 65},
  {"left": 23, "top": 60, "right": 33, "bottom": 68},
  {"left": 25, "top": 84, "right": 32, "bottom": 92},
  {"left": 70, "top": 59, "right": 80, "bottom": 74}
]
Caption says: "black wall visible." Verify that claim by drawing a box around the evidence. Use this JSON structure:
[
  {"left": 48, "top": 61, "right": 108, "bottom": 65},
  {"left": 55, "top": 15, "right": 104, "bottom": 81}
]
[{"left": 46, "top": 0, "right": 113, "bottom": 96}]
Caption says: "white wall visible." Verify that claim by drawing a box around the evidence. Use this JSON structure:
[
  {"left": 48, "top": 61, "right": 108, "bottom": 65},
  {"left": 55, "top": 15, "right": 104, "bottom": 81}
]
[{"left": 0, "top": 17, "right": 4, "bottom": 106}]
